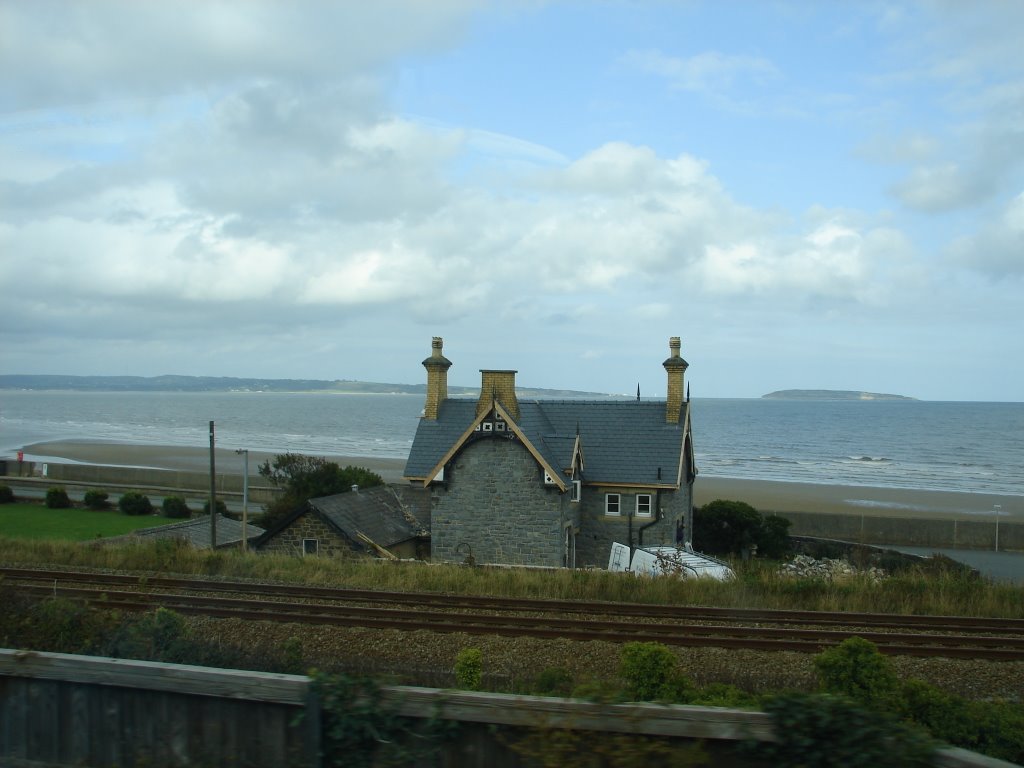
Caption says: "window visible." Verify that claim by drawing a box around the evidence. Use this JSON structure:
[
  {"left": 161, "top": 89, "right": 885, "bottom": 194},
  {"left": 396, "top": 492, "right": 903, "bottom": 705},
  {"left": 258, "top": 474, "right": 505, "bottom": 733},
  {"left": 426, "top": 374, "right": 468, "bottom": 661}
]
[
  {"left": 605, "top": 493, "right": 621, "bottom": 516},
  {"left": 635, "top": 494, "right": 653, "bottom": 518},
  {"left": 570, "top": 480, "right": 581, "bottom": 502},
  {"left": 302, "top": 538, "right": 319, "bottom": 556},
  {"left": 482, "top": 421, "right": 493, "bottom": 432}
]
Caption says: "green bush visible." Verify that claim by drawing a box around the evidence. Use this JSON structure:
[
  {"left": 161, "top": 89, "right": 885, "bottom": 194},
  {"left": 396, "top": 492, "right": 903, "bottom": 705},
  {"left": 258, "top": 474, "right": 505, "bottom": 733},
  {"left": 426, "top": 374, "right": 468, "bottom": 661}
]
[
  {"left": 162, "top": 495, "right": 191, "bottom": 519},
  {"left": 202, "top": 498, "right": 228, "bottom": 516},
  {"left": 454, "top": 647, "right": 483, "bottom": 690},
  {"left": 107, "top": 607, "right": 188, "bottom": 662},
  {"left": 619, "top": 641, "right": 678, "bottom": 702},
  {"left": 531, "top": 666, "right": 575, "bottom": 696},
  {"left": 83, "top": 489, "right": 110, "bottom": 510},
  {"left": 692, "top": 499, "right": 792, "bottom": 558},
  {"left": 814, "top": 637, "right": 900, "bottom": 711},
  {"left": 900, "top": 679, "right": 1024, "bottom": 762},
  {"left": 0, "top": 484, "right": 14, "bottom": 503},
  {"left": 45, "top": 486, "right": 71, "bottom": 509},
  {"left": 118, "top": 491, "right": 153, "bottom": 516},
  {"left": 756, "top": 693, "right": 934, "bottom": 767}
]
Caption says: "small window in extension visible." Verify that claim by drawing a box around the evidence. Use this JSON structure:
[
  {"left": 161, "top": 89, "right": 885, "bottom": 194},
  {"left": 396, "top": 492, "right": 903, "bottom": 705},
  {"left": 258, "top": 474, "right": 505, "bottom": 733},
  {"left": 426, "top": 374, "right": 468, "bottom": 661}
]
[
  {"left": 635, "top": 494, "right": 653, "bottom": 518},
  {"left": 570, "top": 480, "right": 581, "bottom": 502},
  {"left": 302, "top": 538, "right": 319, "bottom": 556},
  {"left": 605, "top": 493, "right": 621, "bottom": 516}
]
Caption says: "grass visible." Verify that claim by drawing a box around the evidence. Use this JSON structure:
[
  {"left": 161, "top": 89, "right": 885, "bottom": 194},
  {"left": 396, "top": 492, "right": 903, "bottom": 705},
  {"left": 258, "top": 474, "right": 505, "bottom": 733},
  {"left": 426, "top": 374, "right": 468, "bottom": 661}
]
[
  {"left": 0, "top": 526, "right": 1021, "bottom": 619},
  {"left": 0, "top": 503, "right": 182, "bottom": 541}
]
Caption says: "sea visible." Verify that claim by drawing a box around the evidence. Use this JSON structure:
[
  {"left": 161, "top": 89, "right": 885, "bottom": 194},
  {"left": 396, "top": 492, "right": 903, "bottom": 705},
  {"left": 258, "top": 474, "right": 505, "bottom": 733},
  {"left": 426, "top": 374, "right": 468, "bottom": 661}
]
[{"left": 1, "top": 391, "right": 1022, "bottom": 498}]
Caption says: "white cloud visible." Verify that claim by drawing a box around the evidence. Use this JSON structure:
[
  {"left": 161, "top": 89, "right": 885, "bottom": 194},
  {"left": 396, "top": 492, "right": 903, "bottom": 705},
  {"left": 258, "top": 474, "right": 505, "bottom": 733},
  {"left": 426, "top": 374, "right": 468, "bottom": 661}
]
[
  {"left": 947, "top": 192, "right": 1024, "bottom": 278},
  {"left": 622, "top": 49, "right": 780, "bottom": 94}
]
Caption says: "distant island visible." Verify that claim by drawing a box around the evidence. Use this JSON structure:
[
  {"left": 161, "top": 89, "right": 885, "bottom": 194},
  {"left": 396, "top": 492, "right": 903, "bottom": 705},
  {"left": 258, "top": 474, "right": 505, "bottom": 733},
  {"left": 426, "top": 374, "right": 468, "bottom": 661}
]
[
  {"left": 0, "top": 374, "right": 616, "bottom": 399},
  {"left": 762, "top": 389, "right": 916, "bottom": 401}
]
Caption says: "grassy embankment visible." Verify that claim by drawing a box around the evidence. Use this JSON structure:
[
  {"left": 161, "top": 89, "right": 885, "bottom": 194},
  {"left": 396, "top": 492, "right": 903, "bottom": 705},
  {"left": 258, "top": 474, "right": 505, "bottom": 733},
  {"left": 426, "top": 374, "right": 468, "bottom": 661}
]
[
  {"left": 0, "top": 503, "right": 181, "bottom": 540},
  {"left": 0, "top": 518, "right": 1021, "bottom": 618}
]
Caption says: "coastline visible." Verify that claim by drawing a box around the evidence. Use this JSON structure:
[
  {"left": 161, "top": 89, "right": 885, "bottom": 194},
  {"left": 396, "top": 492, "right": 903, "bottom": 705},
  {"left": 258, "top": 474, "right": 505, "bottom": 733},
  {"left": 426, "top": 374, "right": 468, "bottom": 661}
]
[{"left": 13, "top": 439, "right": 1020, "bottom": 520}]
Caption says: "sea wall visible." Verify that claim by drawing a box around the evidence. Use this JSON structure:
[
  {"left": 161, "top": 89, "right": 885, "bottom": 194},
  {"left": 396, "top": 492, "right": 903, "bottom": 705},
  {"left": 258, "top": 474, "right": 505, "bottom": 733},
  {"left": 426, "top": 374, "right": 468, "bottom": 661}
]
[{"left": 781, "top": 510, "right": 1023, "bottom": 552}]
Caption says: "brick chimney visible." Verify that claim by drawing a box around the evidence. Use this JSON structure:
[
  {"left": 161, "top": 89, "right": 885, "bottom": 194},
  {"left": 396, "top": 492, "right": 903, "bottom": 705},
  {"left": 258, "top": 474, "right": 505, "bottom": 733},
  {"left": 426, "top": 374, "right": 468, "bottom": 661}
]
[
  {"left": 422, "top": 337, "right": 452, "bottom": 420},
  {"left": 477, "top": 369, "right": 519, "bottom": 421},
  {"left": 663, "top": 337, "right": 688, "bottom": 424}
]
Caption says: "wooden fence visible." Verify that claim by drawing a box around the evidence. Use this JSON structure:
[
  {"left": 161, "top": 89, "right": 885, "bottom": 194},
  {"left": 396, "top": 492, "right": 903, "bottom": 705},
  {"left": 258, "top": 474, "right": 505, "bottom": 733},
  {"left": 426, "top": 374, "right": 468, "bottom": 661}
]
[{"left": 0, "top": 649, "right": 1014, "bottom": 768}]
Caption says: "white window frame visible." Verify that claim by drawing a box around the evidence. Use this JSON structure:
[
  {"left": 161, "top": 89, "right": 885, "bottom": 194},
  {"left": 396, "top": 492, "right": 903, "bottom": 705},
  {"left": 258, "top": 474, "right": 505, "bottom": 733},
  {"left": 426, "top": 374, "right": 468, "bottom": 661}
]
[
  {"left": 635, "top": 494, "right": 653, "bottom": 518},
  {"left": 302, "top": 538, "right": 319, "bottom": 556},
  {"left": 570, "top": 480, "right": 581, "bottom": 503},
  {"left": 605, "top": 493, "right": 621, "bottom": 516}
]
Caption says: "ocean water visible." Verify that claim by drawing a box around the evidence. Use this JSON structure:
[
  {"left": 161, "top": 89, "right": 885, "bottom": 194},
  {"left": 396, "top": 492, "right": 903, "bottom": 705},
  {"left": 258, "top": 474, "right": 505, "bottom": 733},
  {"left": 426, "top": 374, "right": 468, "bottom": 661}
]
[{"left": 1, "top": 391, "right": 1022, "bottom": 496}]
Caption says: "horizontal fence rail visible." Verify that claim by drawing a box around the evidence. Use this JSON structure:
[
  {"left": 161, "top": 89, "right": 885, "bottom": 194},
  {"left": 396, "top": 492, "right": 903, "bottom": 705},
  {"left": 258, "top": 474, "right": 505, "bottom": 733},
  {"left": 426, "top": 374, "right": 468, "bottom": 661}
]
[{"left": 0, "top": 649, "right": 1014, "bottom": 768}]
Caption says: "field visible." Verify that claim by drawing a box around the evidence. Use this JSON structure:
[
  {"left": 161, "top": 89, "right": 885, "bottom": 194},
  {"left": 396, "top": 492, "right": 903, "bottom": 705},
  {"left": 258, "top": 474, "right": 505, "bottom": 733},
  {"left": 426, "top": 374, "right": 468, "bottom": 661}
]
[{"left": 0, "top": 503, "right": 181, "bottom": 541}]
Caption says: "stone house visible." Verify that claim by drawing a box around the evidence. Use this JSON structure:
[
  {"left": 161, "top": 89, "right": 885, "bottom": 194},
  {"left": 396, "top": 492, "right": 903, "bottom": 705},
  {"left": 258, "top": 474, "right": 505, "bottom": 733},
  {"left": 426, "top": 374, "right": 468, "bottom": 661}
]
[
  {"left": 255, "top": 484, "right": 430, "bottom": 559},
  {"left": 403, "top": 337, "right": 696, "bottom": 568}
]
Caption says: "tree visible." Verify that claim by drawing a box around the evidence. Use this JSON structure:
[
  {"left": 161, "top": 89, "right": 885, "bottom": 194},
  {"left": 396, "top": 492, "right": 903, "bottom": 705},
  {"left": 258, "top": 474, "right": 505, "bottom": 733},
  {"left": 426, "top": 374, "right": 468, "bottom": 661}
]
[
  {"left": 258, "top": 452, "right": 384, "bottom": 528},
  {"left": 692, "top": 499, "right": 792, "bottom": 558}
]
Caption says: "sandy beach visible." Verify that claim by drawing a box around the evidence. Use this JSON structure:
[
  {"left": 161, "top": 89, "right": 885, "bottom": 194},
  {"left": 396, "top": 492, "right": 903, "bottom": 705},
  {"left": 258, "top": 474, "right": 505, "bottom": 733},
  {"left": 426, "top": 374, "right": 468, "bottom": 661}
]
[{"left": 14, "top": 439, "right": 1020, "bottom": 521}]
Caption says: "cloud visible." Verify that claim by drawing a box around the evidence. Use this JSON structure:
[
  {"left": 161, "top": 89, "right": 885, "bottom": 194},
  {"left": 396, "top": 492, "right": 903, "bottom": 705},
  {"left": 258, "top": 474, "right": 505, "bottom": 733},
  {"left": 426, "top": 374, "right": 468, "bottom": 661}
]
[
  {"left": 947, "top": 192, "right": 1024, "bottom": 278},
  {"left": 622, "top": 49, "right": 780, "bottom": 95},
  {"left": 0, "top": 1, "right": 477, "bottom": 111}
]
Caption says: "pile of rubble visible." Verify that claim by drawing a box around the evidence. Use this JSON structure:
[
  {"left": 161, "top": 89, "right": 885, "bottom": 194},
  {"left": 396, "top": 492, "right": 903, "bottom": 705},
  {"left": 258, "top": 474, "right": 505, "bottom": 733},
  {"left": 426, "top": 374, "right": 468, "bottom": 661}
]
[{"left": 778, "top": 554, "right": 886, "bottom": 582}]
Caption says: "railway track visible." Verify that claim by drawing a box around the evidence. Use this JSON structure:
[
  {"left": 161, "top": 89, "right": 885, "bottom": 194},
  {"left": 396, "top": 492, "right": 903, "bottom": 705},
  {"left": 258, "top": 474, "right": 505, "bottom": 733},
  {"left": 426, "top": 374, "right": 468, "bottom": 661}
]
[{"left": 4, "top": 566, "right": 1023, "bottom": 661}]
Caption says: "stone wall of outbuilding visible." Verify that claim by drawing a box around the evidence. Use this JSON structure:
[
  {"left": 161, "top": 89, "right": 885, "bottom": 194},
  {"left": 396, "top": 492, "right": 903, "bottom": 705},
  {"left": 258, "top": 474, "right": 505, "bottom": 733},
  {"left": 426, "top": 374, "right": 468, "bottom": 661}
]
[{"left": 257, "top": 512, "right": 354, "bottom": 558}]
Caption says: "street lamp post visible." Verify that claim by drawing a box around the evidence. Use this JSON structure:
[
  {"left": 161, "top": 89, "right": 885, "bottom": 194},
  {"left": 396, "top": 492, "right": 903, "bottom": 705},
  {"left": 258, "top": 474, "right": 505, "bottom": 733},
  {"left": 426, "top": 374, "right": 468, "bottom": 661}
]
[
  {"left": 236, "top": 449, "right": 249, "bottom": 552},
  {"left": 994, "top": 504, "right": 1002, "bottom": 552}
]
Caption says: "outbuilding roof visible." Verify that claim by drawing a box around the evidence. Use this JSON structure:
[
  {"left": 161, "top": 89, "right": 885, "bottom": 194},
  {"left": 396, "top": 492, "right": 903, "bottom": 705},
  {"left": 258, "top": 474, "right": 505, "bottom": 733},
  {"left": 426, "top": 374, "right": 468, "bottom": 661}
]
[{"left": 308, "top": 484, "right": 430, "bottom": 549}]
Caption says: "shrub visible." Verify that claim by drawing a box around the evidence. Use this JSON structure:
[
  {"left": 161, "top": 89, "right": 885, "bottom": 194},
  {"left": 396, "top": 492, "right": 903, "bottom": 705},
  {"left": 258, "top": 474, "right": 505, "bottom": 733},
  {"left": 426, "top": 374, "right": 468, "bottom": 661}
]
[
  {"left": 814, "top": 637, "right": 900, "bottom": 711},
  {"left": 118, "top": 491, "right": 153, "bottom": 516},
  {"left": 45, "top": 486, "right": 71, "bottom": 509},
  {"left": 454, "top": 647, "right": 483, "bottom": 690},
  {"left": 162, "top": 495, "right": 191, "bottom": 519},
  {"left": 83, "top": 489, "right": 110, "bottom": 510},
  {"left": 107, "top": 607, "right": 188, "bottom": 662},
  {"left": 0, "top": 484, "right": 14, "bottom": 503},
  {"left": 202, "top": 498, "right": 228, "bottom": 516},
  {"left": 693, "top": 499, "right": 792, "bottom": 558},
  {"left": 900, "top": 679, "right": 1024, "bottom": 763},
  {"left": 755, "top": 692, "right": 934, "bottom": 767},
  {"left": 619, "top": 641, "right": 678, "bottom": 702},
  {"left": 531, "top": 666, "right": 575, "bottom": 697}
]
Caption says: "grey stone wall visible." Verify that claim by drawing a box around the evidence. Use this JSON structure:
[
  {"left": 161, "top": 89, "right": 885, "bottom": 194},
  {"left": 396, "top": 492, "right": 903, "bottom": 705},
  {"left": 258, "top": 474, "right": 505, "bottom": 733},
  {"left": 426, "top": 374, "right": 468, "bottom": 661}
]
[
  {"left": 573, "top": 484, "right": 691, "bottom": 568},
  {"left": 257, "top": 512, "right": 354, "bottom": 558},
  {"left": 431, "top": 437, "right": 567, "bottom": 567}
]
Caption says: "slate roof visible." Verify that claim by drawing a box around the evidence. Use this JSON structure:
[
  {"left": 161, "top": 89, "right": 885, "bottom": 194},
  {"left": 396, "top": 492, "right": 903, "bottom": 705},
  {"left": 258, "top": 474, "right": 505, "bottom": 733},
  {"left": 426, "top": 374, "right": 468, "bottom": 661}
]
[
  {"left": 113, "top": 514, "right": 263, "bottom": 549},
  {"left": 404, "top": 399, "right": 690, "bottom": 487},
  {"left": 307, "top": 484, "right": 431, "bottom": 549}
]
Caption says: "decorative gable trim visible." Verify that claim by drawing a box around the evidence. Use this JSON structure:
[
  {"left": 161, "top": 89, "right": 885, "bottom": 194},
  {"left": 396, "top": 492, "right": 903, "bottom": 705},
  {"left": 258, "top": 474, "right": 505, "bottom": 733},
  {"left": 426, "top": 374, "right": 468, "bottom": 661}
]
[
  {"left": 419, "top": 399, "right": 568, "bottom": 492},
  {"left": 570, "top": 433, "right": 585, "bottom": 477}
]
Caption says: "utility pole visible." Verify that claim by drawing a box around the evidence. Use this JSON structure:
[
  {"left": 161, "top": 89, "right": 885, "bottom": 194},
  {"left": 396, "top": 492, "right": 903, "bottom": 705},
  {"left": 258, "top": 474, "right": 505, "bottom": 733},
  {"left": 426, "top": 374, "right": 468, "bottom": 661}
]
[
  {"left": 209, "top": 421, "right": 217, "bottom": 549},
  {"left": 236, "top": 448, "right": 249, "bottom": 552}
]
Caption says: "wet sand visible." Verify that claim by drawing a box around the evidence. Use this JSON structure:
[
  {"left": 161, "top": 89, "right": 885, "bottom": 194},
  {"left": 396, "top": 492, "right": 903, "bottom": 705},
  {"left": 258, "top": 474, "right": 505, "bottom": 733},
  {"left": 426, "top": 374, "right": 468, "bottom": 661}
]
[{"left": 15, "top": 439, "right": 1021, "bottom": 519}]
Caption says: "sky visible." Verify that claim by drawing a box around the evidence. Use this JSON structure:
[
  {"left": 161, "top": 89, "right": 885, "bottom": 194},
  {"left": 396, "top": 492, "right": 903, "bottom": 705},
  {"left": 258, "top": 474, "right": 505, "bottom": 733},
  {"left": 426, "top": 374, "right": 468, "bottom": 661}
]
[{"left": 1, "top": 1, "right": 1022, "bottom": 401}]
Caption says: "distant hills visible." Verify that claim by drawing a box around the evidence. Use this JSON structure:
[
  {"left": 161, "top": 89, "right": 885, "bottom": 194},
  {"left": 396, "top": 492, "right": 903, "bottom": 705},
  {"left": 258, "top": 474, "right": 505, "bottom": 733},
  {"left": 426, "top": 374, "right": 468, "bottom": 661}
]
[
  {"left": 0, "top": 374, "right": 615, "bottom": 399},
  {"left": 762, "top": 389, "right": 916, "bottom": 401}
]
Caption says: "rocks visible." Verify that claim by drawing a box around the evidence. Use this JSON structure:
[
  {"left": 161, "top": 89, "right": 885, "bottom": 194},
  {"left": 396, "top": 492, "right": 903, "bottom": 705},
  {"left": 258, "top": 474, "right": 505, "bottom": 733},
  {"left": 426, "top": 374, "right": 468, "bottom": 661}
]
[{"left": 779, "top": 554, "right": 886, "bottom": 582}]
